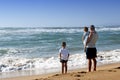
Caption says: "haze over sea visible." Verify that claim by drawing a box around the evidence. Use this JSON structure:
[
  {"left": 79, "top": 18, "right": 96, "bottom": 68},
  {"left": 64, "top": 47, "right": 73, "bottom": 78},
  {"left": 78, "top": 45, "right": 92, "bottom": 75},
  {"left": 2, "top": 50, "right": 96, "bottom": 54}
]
[{"left": 0, "top": 26, "right": 120, "bottom": 78}]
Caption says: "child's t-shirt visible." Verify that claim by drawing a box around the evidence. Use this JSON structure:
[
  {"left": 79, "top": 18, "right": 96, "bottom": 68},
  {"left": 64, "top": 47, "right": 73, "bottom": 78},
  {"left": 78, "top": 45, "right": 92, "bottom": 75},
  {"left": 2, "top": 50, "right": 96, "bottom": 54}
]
[
  {"left": 59, "top": 48, "right": 69, "bottom": 60},
  {"left": 83, "top": 32, "right": 89, "bottom": 46}
]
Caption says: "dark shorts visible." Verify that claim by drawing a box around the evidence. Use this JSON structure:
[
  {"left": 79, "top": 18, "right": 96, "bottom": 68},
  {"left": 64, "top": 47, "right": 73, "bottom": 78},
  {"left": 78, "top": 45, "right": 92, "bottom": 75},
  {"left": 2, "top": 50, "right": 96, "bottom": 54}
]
[
  {"left": 60, "top": 59, "right": 68, "bottom": 63},
  {"left": 86, "top": 48, "right": 97, "bottom": 59}
]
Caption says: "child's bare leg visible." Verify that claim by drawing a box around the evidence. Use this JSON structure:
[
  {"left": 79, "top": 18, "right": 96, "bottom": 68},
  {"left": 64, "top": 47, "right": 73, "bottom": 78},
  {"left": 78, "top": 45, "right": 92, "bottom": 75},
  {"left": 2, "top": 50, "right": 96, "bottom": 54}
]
[
  {"left": 65, "top": 63, "right": 67, "bottom": 74},
  {"left": 62, "top": 63, "right": 64, "bottom": 74}
]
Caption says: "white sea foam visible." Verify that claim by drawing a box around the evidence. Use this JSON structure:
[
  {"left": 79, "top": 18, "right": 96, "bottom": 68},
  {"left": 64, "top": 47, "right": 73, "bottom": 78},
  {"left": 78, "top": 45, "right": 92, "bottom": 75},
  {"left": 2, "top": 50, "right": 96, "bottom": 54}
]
[
  {"left": 0, "top": 28, "right": 82, "bottom": 35},
  {"left": 0, "top": 49, "right": 120, "bottom": 73},
  {"left": 97, "top": 27, "right": 120, "bottom": 32},
  {"left": 0, "top": 27, "right": 120, "bottom": 36}
]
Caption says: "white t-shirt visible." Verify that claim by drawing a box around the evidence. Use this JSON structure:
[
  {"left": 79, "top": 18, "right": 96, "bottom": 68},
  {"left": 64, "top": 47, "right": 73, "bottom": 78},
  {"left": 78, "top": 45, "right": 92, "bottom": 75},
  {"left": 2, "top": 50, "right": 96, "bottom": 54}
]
[{"left": 59, "top": 48, "right": 69, "bottom": 60}]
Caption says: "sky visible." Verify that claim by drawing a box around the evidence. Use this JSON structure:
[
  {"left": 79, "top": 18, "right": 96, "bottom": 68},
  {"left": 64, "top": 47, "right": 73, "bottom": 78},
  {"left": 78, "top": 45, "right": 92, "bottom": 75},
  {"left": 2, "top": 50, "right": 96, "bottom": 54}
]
[{"left": 0, "top": 0, "right": 120, "bottom": 27}]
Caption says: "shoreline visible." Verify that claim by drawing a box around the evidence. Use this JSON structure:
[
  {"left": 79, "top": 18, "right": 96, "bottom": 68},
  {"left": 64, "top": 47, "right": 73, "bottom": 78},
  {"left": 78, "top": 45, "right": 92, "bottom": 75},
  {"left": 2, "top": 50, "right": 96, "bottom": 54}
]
[{"left": 1, "top": 62, "right": 120, "bottom": 80}]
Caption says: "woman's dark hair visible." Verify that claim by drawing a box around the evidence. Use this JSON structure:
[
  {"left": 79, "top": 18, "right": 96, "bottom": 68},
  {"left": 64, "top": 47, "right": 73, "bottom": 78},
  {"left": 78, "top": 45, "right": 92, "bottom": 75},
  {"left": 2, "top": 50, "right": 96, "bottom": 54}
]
[{"left": 90, "top": 25, "right": 95, "bottom": 30}]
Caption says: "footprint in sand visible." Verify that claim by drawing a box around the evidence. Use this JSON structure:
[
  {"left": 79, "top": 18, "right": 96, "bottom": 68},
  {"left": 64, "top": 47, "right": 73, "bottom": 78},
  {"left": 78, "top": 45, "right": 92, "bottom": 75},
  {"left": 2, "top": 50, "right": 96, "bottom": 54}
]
[
  {"left": 78, "top": 71, "right": 87, "bottom": 74},
  {"left": 108, "top": 70, "right": 116, "bottom": 72},
  {"left": 75, "top": 79, "right": 81, "bottom": 80},
  {"left": 114, "top": 67, "right": 120, "bottom": 69},
  {"left": 74, "top": 74, "right": 84, "bottom": 77},
  {"left": 73, "top": 71, "right": 86, "bottom": 78},
  {"left": 53, "top": 74, "right": 60, "bottom": 76}
]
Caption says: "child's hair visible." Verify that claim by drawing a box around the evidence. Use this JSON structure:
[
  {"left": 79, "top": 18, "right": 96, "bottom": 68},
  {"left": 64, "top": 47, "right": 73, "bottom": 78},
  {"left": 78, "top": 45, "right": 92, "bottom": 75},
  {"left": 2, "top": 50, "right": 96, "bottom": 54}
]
[
  {"left": 84, "top": 27, "right": 88, "bottom": 32},
  {"left": 62, "top": 42, "right": 66, "bottom": 47}
]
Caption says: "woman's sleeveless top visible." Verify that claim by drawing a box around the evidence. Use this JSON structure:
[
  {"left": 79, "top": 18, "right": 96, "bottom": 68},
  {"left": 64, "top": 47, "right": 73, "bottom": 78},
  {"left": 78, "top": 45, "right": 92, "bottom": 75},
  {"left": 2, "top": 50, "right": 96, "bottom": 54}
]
[{"left": 86, "top": 32, "right": 98, "bottom": 48}]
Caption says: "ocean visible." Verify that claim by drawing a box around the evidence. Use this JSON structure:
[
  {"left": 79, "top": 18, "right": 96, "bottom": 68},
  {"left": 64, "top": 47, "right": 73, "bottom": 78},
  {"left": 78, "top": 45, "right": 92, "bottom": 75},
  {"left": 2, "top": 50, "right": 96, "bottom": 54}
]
[{"left": 0, "top": 26, "right": 120, "bottom": 78}]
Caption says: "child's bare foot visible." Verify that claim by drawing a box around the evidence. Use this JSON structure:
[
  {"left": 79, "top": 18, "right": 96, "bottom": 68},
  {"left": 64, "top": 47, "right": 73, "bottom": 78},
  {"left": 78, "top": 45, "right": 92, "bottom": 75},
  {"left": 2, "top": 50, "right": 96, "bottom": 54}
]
[{"left": 93, "top": 68, "right": 96, "bottom": 71}]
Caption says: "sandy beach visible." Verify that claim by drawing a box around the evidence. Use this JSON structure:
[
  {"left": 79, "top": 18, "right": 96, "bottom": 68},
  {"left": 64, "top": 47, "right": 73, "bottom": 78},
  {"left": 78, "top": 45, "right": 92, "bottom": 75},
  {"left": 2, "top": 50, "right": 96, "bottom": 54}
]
[{"left": 1, "top": 63, "right": 120, "bottom": 80}]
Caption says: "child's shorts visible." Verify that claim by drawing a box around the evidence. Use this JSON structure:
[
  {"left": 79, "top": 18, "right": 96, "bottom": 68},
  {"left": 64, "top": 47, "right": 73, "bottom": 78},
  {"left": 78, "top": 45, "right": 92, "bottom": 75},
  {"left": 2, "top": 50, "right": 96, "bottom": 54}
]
[{"left": 60, "top": 59, "right": 68, "bottom": 63}]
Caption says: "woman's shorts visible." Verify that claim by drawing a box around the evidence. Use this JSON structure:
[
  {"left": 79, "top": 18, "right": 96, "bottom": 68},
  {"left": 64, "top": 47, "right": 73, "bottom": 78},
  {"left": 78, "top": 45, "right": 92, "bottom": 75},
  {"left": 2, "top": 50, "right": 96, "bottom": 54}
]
[
  {"left": 60, "top": 59, "right": 68, "bottom": 63},
  {"left": 86, "top": 48, "right": 97, "bottom": 59}
]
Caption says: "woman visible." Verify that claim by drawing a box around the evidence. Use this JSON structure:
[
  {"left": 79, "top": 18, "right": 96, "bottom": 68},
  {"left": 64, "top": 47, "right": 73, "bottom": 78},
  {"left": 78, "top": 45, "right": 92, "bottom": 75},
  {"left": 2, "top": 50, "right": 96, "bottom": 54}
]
[{"left": 86, "top": 25, "right": 98, "bottom": 72}]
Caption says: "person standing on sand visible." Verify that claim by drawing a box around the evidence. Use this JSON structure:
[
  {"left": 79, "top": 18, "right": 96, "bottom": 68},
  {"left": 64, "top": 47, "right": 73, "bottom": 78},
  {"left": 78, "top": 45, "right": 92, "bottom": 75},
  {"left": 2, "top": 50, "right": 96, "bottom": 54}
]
[
  {"left": 59, "top": 42, "right": 70, "bottom": 74},
  {"left": 86, "top": 25, "right": 98, "bottom": 72}
]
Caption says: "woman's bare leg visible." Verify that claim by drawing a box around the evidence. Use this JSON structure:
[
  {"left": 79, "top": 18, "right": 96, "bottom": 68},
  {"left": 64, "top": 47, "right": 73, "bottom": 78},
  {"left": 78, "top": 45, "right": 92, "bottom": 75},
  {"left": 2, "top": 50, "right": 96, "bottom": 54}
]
[
  {"left": 93, "top": 58, "right": 97, "bottom": 71},
  {"left": 88, "top": 59, "right": 92, "bottom": 72}
]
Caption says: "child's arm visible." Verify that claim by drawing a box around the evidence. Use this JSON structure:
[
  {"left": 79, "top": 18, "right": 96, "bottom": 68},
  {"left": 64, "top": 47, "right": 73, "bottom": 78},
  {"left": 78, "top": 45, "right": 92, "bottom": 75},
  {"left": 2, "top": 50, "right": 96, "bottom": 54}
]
[
  {"left": 67, "top": 53, "right": 70, "bottom": 59},
  {"left": 87, "top": 32, "right": 93, "bottom": 43},
  {"left": 59, "top": 53, "right": 61, "bottom": 59}
]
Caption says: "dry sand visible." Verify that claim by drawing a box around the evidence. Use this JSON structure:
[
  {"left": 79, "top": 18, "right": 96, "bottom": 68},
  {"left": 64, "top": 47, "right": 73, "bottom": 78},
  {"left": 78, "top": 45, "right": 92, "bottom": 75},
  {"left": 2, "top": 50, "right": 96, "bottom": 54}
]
[{"left": 1, "top": 63, "right": 120, "bottom": 80}]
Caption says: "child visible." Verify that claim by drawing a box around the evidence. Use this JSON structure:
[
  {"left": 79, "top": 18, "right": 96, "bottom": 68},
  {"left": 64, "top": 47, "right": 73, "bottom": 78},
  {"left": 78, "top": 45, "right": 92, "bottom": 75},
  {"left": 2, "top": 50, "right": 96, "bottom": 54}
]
[
  {"left": 82, "top": 27, "right": 89, "bottom": 52},
  {"left": 59, "top": 42, "right": 69, "bottom": 74}
]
